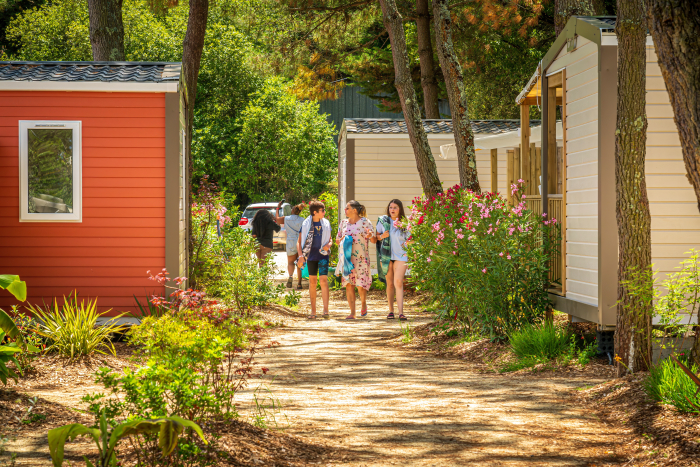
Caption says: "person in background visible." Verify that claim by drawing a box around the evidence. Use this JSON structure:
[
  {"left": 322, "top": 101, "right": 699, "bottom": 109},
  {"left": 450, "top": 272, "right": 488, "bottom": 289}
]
[
  {"left": 251, "top": 208, "right": 281, "bottom": 266},
  {"left": 376, "top": 199, "right": 409, "bottom": 321},
  {"left": 297, "top": 200, "right": 332, "bottom": 319},
  {"left": 336, "top": 200, "right": 376, "bottom": 319},
  {"left": 275, "top": 200, "right": 305, "bottom": 289}
]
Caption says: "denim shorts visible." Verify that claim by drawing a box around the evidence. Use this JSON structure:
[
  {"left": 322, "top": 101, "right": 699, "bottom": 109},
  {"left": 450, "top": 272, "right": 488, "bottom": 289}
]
[{"left": 307, "top": 258, "right": 329, "bottom": 276}]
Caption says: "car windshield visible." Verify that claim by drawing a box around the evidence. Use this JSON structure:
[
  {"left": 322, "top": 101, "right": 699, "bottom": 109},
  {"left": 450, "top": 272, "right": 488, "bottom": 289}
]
[{"left": 242, "top": 207, "right": 276, "bottom": 219}]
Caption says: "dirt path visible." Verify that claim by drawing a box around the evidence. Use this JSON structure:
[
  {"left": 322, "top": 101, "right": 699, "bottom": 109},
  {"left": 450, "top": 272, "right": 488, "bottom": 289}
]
[{"left": 238, "top": 291, "right": 627, "bottom": 466}]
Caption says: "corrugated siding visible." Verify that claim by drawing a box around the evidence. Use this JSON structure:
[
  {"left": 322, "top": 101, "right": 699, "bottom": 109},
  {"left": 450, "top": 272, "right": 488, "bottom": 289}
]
[
  {"left": 320, "top": 87, "right": 403, "bottom": 141},
  {"left": 646, "top": 46, "right": 700, "bottom": 280},
  {"left": 0, "top": 91, "right": 166, "bottom": 313},
  {"left": 561, "top": 37, "right": 599, "bottom": 306}
]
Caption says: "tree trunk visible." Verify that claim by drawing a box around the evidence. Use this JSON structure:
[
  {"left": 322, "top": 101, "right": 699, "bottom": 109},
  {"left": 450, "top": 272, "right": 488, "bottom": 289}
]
[
  {"left": 614, "top": 0, "right": 653, "bottom": 376},
  {"left": 182, "top": 0, "right": 209, "bottom": 260},
  {"left": 379, "top": 0, "right": 443, "bottom": 198},
  {"left": 647, "top": 1, "right": 700, "bottom": 213},
  {"left": 432, "top": 0, "right": 480, "bottom": 193},
  {"left": 415, "top": 0, "right": 440, "bottom": 119},
  {"left": 87, "top": 0, "right": 125, "bottom": 61},
  {"left": 554, "top": 0, "right": 597, "bottom": 36}
]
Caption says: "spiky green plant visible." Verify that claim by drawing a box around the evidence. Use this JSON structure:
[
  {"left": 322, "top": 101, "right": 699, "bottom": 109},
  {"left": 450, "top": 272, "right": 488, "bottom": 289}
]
[{"left": 28, "top": 294, "right": 126, "bottom": 359}]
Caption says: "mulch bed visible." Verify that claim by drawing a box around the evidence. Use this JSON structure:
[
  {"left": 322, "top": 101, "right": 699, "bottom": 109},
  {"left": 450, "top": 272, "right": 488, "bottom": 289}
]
[{"left": 570, "top": 374, "right": 700, "bottom": 466}]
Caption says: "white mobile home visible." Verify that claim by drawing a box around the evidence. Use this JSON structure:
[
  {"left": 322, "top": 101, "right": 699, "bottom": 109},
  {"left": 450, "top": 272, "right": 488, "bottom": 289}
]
[{"left": 515, "top": 16, "right": 700, "bottom": 327}]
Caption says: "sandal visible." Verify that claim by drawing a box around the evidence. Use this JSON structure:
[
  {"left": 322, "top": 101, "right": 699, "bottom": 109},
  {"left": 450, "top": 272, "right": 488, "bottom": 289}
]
[
  {"left": 297, "top": 283, "right": 303, "bottom": 290},
  {"left": 398, "top": 314, "right": 407, "bottom": 321},
  {"left": 322, "top": 313, "right": 330, "bottom": 319},
  {"left": 387, "top": 312, "right": 395, "bottom": 319},
  {"left": 308, "top": 314, "right": 317, "bottom": 320},
  {"left": 360, "top": 309, "right": 368, "bottom": 317},
  {"left": 345, "top": 315, "right": 356, "bottom": 320}
]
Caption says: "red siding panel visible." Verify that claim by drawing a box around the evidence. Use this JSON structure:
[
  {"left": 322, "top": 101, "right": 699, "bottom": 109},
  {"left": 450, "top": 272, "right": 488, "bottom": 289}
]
[{"left": 0, "top": 91, "right": 167, "bottom": 315}]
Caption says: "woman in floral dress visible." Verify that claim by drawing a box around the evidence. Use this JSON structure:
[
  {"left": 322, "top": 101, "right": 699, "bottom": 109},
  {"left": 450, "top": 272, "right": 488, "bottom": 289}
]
[{"left": 336, "top": 200, "right": 376, "bottom": 319}]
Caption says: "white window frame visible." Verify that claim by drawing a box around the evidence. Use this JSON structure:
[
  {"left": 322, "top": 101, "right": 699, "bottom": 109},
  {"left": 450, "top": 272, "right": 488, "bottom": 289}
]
[{"left": 19, "top": 120, "right": 82, "bottom": 222}]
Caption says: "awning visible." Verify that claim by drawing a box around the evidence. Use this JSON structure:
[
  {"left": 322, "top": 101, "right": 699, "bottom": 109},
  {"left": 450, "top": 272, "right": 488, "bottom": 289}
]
[{"left": 438, "top": 122, "right": 563, "bottom": 158}]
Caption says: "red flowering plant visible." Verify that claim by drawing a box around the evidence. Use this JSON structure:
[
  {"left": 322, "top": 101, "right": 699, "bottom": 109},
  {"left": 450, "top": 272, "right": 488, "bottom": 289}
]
[{"left": 405, "top": 183, "right": 558, "bottom": 340}]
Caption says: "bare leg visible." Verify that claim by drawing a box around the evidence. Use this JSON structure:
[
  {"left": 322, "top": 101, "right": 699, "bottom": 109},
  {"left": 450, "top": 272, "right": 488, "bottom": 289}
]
[
  {"left": 297, "top": 257, "right": 303, "bottom": 286},
  {"left": 309, "top": 275, "right": 318, "bottom": 316},
  {"left": 386, "top": 264, "right": 395, "bottom": 315},
  {"left": 393, "top": 261, "right": 408, "bottom": 315},
  {"left": 346, "top": 283, "right": 356, "bottom": 318},
  {"left": 319, "top": 276, "right": 330, "bottom": 314},
  {"left": 358, "top": 287, "right": 368, "bottom": 313},
  {"left": 287, "top": 254, "right": 297, "bottom": 276}
]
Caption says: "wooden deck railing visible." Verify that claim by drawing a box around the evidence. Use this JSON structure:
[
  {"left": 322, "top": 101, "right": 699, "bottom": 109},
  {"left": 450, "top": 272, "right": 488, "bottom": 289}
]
[{"left": 523, "top": 195, "right": 564, "bottom": 293}]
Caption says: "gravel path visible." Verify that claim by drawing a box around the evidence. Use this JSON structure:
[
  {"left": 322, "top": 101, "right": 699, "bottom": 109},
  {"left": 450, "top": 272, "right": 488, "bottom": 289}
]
[{"left": 239, "top": 293, "right": 627, "bottom": 466}]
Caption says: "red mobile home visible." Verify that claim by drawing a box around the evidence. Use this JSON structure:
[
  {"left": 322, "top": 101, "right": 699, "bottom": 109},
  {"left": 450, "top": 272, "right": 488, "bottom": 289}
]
[{"left": 0, "top": 62, "right": 189, "bottom": 315}]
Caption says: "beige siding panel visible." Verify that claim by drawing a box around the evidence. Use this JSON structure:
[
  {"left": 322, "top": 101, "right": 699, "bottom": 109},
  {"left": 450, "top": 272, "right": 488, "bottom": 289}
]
[
  {"left": 567, "top": 94, "right": 598, "bottom": 115},
  {"left": 566, "top": 290, "right": 598, "bottom": 306},
  {"left": 548, "top": 41, "right": 597, "bottom": 74},
  {"left": 647, "top": 105, "right": 675, "bottom": 119},
  {"left": 648, "top": 188, "right": 699, "bottom": 203},
  {"left": 564, "top": 45, "right": 599, "bottom": 306},
  {"left": 567, "top": 106, "right": 598, "bottom": 128},
  {"left": 646, "top": 42, "right": 700, "bottom": 308},
  {"left": 566, "top": 229, "right": 598, "bottom": 244},
  {"left": 567, "top": 148, "right": 598, "bottom": 166}
]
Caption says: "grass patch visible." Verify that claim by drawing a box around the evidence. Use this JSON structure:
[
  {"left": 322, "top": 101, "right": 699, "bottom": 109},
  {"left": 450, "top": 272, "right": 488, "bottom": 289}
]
[{"left": 644, "top": 357, "right": 700, "bottom": 414}]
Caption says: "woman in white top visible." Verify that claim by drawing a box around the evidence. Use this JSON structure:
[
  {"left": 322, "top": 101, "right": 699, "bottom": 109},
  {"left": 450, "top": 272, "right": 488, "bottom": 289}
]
[{"left": 375, "top": 199, "right": 409, "bottom": 320}]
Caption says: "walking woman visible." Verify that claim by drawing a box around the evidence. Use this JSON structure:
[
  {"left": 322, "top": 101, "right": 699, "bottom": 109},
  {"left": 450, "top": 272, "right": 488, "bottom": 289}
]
[
  {"left": 336, "top": 200, "right": 376, "bottom": 319},
  {"left": 275, "top": 200, "right": 305, "bottom": 289},
  {"left": 376, "top": 199, "right": 409, "bottom": 320},
  {"left": 297, "top": 200, "right": 332, "bottom": 319},
  {"left": 251, "top": 208, "right": 281, "bottom": 266}
]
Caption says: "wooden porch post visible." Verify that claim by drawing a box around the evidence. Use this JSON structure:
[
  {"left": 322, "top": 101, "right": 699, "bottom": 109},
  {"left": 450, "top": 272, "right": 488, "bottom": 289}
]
[
  {"left": 490, "top": 148, "right": 498, "bottom": 192},
  {"left": 541, "top": 73, "right": 549, "bottom": 217}
]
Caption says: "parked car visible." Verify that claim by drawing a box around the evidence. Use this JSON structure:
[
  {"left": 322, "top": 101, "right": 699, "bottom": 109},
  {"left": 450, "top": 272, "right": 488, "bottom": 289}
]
[{"left": 238, "top": 202, "right": 292, "bottom": 247}]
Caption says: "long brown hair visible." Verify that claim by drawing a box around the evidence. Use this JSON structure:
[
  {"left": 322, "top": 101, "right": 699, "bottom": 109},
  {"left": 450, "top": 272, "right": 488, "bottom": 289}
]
[{"left": 386, "top": 199, "right": 405, "bottom": 221}]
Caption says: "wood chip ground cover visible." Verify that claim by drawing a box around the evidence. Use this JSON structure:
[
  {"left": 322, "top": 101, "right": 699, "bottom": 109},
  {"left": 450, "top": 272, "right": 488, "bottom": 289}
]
[{"left": 2, "top": 289, "right": 699, "bottom": 465}]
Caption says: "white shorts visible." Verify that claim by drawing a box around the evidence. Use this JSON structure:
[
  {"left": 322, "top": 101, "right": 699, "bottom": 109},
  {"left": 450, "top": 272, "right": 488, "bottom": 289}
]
[{"left": 286, "top": 242, "right": 299, "bottom": 256}]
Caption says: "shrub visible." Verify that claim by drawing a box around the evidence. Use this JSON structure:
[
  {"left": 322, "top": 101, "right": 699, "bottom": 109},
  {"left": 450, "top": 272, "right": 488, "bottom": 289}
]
[
  {"left": 645, "top": 357, "right": 700, "bottom": 414},
  {"left": 406, "top": 183, "right": 556, "bottom": 339},
  {"left": 189, "top": 178, "right": 282, "bottom": 313},
  {"left": 509, "top": 321, "right": 571, "bottom": 361},
  {"left": 27, "top": 294, "right": 126, "bottom": 359}
]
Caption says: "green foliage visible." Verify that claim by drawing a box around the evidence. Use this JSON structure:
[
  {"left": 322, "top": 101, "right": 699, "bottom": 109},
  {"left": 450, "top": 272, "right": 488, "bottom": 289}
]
[
  {"left": 399, "top": 319, "right": 414, "bottom": 344},
  {"left": 0, "top": 328, "right": 21, "bottom": 385},
  {"left": 0, "top": 275, "right": 26, "bottom": 302},
  {"left": 249, "top": 383, "right": 288, "bottom": 430},
  {"left": 11, "top": 309, "right": 44, "bottom": 370},
  {"left": 190, "top": 189, "right": 283, "bottom": 311},
  {"left": 371, "top": 274, "right": 386, "bottom": 291},
  {"left": 282, "top": 290, "right": 301, "bottom": 308},
  {"left": 27, "top": 295, "right": 127, "bottom": 359},
  {"left": 645, "top": 357, "right": 700, "bottom": 414},
  {"left": 229, "top": 78, "right": 337, "bottom": 202},
  {"left": 509, "top": 321, "right": 571, "bottom": 361},
  {"left": 129, "top": 295, "right": 167, "bottom": 322},
  {"left": 48, "top": 409, "right": 205, "bottom": 467},
  {"left": 406, "top": 184, "right": 554, "bottom": 339}
]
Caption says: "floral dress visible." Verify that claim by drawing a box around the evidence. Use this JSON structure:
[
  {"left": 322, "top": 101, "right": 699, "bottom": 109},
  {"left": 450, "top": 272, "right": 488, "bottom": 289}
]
[{"left": 336, "top": 217, "right": 375, "bottom": 291}]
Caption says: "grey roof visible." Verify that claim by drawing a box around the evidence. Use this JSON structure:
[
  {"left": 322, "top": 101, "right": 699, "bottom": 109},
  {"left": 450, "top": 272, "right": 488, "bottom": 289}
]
[
  {"left": 344, "top": 118, "right": 541, "bottom": 135},
  {"left": 0, "top": 62, "right": 181, "bottom": 83},
  {"left": 577, "top": 16, "right": 617, "bottom": 32}
]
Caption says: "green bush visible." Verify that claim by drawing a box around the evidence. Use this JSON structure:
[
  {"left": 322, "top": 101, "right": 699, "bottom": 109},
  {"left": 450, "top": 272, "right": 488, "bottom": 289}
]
[
  {"left": 645, "top": 357, "right": 700, "bottom": 414},
  {"left": 27, "top": 295, "right": 126, "bottom": 359},
  {"left": 509, "top": 321, "right": 571, "bottom": 361},
  {"left": 406, "top": 184, "right": 556, "bottom": 339}
]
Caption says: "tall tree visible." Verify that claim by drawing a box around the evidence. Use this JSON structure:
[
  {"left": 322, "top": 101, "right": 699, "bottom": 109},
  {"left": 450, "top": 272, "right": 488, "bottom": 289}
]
[
  {"left": 87, "top": 0, "right": 125, "bottom": 61},
  {"left": 554, "top": 0, "right": 597, "bottom": 36},
  {"left": 378, "top": 0, "right": 443, "bottom": 197},
  {"left": 415, "top": 0, "right": 440, "bottom": 119},
  {"left": 433, "top": 0, "right": 480, "bottom": 192},
  {"left": 647, "top": 2, "right": 700, "bottom": 212},
  {"left": 614, "top": 0, "right": 652, "bottom": 376}
]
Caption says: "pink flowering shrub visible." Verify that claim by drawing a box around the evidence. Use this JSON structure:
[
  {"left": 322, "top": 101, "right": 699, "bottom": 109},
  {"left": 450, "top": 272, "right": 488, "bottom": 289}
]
[{"left": 405, "top": 183, "right": 558, "bottom": 339}]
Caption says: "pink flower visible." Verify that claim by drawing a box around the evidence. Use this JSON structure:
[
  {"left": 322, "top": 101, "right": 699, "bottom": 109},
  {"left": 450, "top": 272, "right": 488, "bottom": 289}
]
[
  {"left": 452, "top": 251, "right": 457, "bottom": 255},
  {"left": 482, "top": 268, "right": 487, "bottom": 273},
  {"left": 499, "top": 252, "right": 503, "bottom": 257},
  {"left": 518, "top": 179, "right": 524, "bottom": 184},
  {"left": 427, "top": 258, "right": 432, "bottom": 263},
  {"left": 507, "top": 255, "right": 511, "bottom": 260}
]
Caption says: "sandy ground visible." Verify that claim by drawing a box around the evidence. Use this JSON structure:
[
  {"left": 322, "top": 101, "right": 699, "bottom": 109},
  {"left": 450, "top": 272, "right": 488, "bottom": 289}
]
[{"left": 237, "top": 291, "right": 629, "bottom": 466}]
